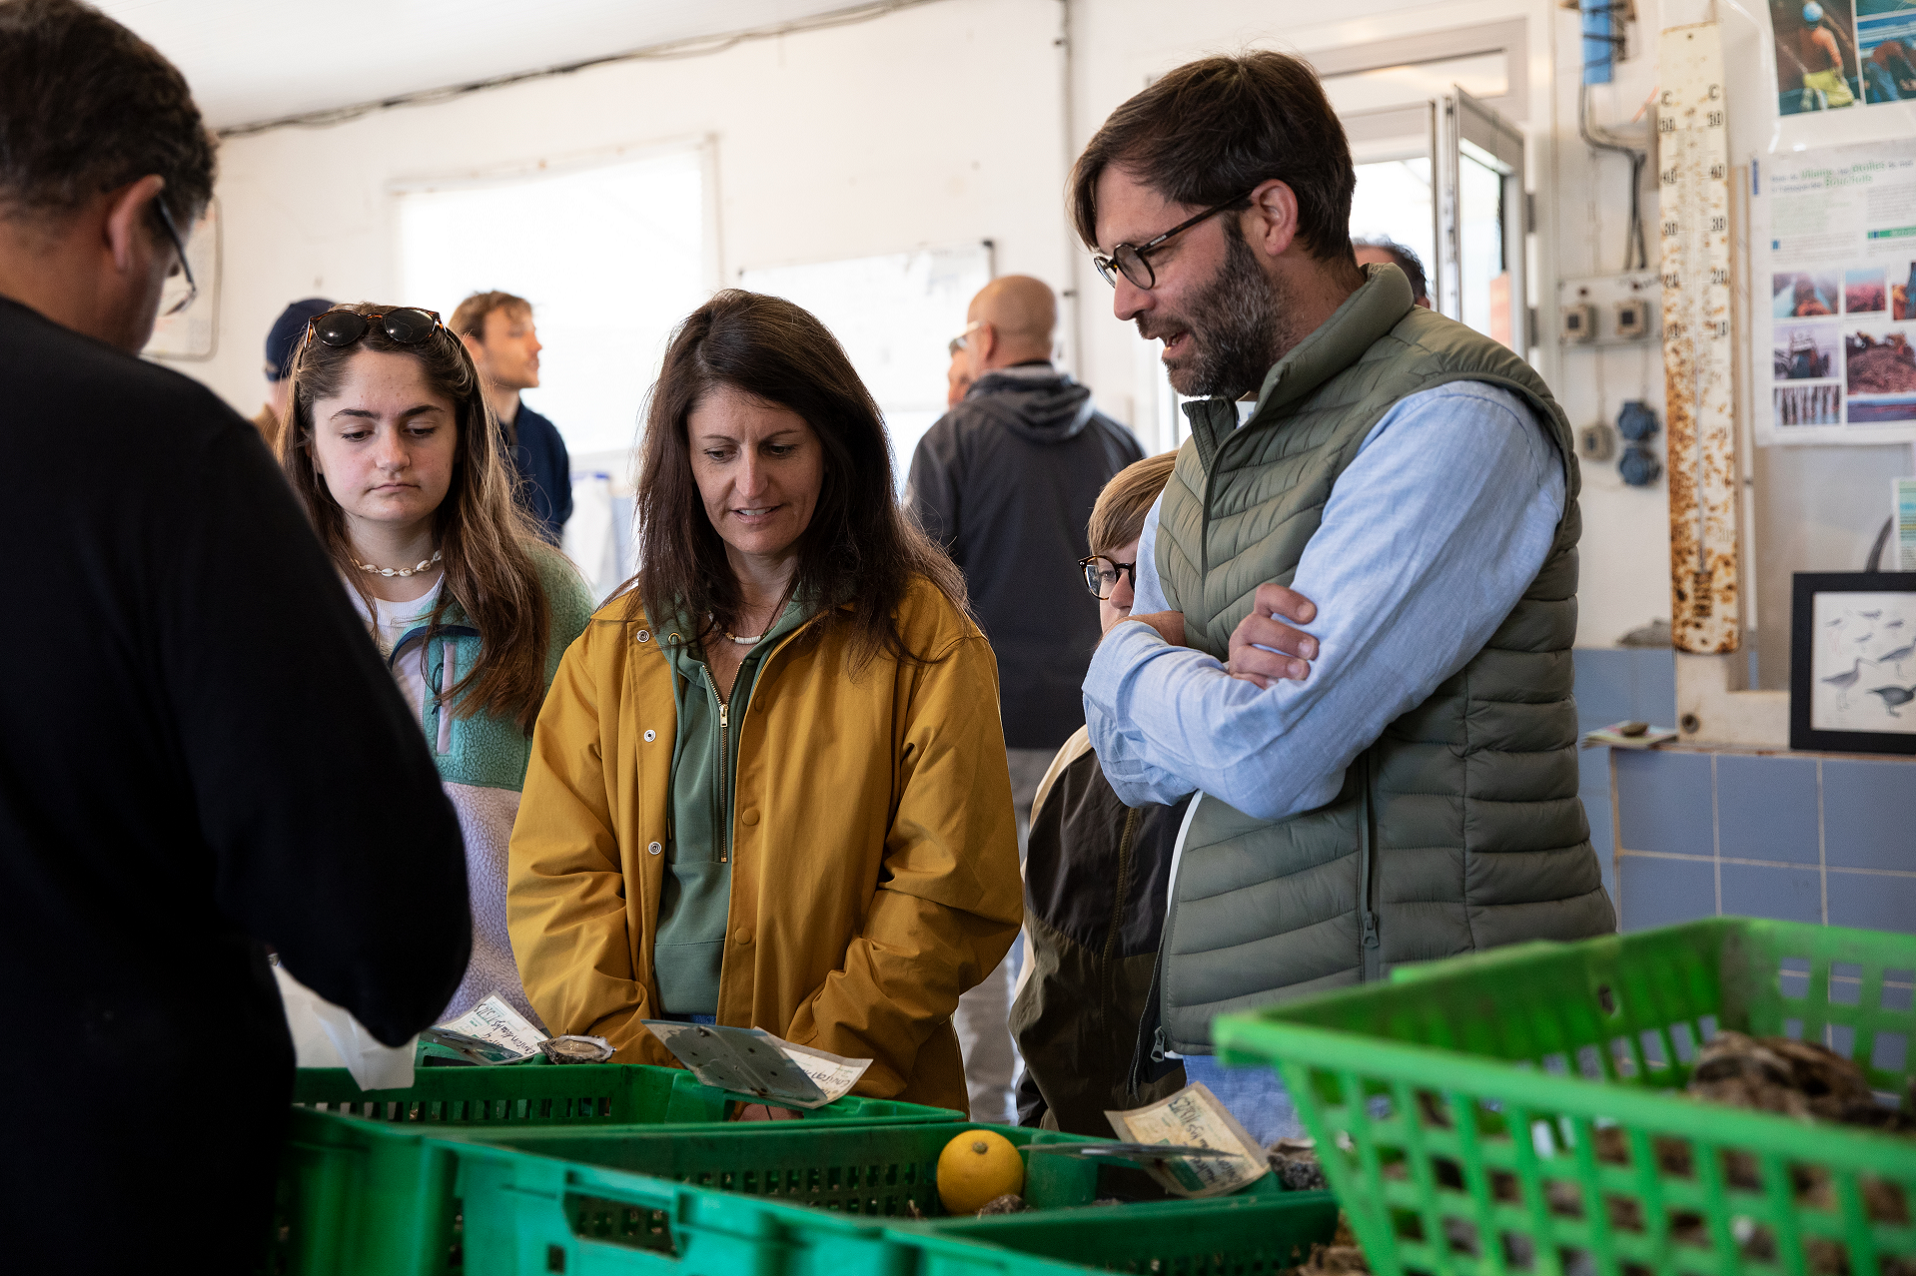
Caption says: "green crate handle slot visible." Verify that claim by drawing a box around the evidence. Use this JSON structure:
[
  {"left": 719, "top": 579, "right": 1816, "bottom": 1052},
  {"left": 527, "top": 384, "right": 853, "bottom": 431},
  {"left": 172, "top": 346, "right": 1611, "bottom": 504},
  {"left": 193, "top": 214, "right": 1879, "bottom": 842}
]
[{"left": 1214, "top": 918, "right": 1916, "bottom": 1276}]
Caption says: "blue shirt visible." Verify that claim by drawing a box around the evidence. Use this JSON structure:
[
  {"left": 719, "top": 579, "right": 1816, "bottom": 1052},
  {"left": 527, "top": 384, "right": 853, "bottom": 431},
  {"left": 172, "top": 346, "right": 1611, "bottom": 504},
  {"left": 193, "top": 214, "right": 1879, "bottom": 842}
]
[
  {"left": 501, "top": 402, "right": 573, "bottom": 544},
  {"left": 1083, "top": 381, "right": 1566, "bottom": 822}
]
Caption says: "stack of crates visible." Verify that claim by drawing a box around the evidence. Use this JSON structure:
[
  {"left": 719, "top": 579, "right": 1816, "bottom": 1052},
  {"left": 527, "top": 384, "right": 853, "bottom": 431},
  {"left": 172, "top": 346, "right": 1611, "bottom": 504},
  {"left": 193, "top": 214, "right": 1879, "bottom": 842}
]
[
  {"left": 1214, "top": 917, "right": 1916, "bottom": 1276},
  {"left": 277, "top": 1061, "right": 1338, "bottom": 1274}
]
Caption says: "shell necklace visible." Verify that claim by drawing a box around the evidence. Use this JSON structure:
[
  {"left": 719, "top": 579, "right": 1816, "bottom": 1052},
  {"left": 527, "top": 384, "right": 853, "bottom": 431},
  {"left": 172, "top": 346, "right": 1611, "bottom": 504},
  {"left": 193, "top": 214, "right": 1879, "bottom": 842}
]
[{"left": 353, "top": 549, "right": 442, "bottom": 579}]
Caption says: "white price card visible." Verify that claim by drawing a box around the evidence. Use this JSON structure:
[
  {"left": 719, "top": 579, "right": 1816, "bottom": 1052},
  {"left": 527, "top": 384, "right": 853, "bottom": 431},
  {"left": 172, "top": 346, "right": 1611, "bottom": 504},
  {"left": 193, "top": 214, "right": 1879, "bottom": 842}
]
[
  {"left": 642, "top": 1020, "right": 871, "bottom": 1108},
  {"left": 432, "top": 995, "right": 548, "bottom": 1063},
  {"left": 1105, "top": 1082, "right": 1271, "bottom": 1198}
]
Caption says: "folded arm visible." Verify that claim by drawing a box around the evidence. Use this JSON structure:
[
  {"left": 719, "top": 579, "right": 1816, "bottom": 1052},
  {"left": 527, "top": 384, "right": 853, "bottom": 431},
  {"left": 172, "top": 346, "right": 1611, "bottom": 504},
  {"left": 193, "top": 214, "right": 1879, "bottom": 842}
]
[{"left": 1083, "top": 383, "right": 1567, "bottom": 820}]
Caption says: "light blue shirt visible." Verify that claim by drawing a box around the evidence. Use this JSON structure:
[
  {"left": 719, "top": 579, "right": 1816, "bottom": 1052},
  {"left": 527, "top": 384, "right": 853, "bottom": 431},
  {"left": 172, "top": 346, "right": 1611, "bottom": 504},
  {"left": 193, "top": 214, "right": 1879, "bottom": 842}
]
[{"left": 1084, "top": 381, "right": 1566, "bottom": 822}]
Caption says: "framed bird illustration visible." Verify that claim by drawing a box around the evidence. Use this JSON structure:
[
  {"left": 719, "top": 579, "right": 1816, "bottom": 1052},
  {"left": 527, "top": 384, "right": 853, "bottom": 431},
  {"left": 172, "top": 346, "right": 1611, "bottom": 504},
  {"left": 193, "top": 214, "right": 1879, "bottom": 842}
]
[{"left": 1791, "top": 571, "right": 1916, "bottom": 754}]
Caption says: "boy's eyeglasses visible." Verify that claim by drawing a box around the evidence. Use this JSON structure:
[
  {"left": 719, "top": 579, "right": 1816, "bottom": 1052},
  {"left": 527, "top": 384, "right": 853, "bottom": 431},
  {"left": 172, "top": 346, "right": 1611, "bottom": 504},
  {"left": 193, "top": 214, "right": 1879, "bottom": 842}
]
[
  {"left": 304, "top": 307, "right": 445, "bottom": 349},
  {"left": 1080, "top": 555, "right": 1137, "bottom": 600},
  {"left": 153, "top": 200, "right": 197, "bottom": 317}
]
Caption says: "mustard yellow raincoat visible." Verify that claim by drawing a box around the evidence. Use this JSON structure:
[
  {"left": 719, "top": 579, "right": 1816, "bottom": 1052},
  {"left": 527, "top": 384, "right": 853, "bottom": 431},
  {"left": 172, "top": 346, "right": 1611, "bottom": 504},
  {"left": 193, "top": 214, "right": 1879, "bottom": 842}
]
[{"left": 507, "top": 576, "right": 1021, "bottom": 1112}]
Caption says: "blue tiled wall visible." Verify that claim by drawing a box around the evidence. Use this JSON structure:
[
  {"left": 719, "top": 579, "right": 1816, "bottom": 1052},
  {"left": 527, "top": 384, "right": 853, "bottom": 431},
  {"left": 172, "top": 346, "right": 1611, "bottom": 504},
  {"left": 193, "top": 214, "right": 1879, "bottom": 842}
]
[
  {"left": 1576, "top": 646, "right": 1916, "bottom": 937},
  {"left": 1608, "top": 749, "right": 1916, "bottom": 935},
  {"left": 1572, "top": 647, "right": 1678, "bottom": 905}
]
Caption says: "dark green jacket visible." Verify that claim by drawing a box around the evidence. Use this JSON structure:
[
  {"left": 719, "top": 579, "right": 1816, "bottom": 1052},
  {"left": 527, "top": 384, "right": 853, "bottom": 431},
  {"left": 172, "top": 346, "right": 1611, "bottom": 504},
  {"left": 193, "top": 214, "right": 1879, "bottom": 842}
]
[
  {"left": 1012, "top": 728, "right": 1187, "bottom": 1133},
  {"left": 1153, "top": 265, "right": 1615, "bottom": 1054}
]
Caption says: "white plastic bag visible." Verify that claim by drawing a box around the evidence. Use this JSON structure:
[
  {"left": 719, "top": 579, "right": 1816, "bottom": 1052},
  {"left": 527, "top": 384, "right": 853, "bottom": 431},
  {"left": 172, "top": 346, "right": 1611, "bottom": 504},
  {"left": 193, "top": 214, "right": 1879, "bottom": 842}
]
[{"left": 273, "top": 964, "right": 416, "bottom": 1092}]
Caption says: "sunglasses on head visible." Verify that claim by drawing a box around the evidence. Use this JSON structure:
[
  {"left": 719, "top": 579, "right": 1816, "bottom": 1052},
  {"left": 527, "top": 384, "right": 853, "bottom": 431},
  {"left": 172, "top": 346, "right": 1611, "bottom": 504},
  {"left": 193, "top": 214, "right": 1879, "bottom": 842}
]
[{"left": 304, "top": 307, "right": 445, "bottom": 350}]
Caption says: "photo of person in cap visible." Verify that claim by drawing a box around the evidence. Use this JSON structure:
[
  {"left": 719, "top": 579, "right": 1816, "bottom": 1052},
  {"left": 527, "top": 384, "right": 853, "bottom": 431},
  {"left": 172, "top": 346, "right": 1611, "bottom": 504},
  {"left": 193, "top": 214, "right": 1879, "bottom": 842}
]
[{"left": 1772, "top": 0, "right": 1861, "bottom": 111}]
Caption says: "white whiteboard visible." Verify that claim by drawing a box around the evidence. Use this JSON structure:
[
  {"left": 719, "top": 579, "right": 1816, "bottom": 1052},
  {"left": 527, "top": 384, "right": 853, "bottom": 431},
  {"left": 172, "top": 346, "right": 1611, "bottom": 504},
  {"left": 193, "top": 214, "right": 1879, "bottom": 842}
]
[{"left": 739, "top": 243, "right": 993, "bottom": 489}]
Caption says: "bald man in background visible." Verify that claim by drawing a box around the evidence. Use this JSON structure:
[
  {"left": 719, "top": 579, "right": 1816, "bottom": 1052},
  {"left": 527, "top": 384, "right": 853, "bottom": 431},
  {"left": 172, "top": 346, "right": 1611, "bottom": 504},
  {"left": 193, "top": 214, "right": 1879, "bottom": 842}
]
[{"left": 908, "top": 275, "right": 1143, "bottom": 1123}]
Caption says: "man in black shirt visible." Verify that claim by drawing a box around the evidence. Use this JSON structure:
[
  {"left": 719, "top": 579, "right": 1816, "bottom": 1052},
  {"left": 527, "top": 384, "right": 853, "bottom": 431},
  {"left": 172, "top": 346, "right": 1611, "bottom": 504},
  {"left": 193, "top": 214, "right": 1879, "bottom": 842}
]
[{"left": 0, "top": 3, "right": 470, "bottom": 1269}]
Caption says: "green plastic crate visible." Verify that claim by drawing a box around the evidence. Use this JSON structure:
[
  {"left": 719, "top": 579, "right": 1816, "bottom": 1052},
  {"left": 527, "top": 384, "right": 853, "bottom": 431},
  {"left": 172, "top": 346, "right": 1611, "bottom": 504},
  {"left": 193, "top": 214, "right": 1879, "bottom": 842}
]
[
  {"left": 292, "top": 1062, "right": 959, "bottom": 1128},
  {"left": 276, "top": 1106, "right": 1340, "bottom": 1275},
  {"left": 1213, "top": 917, "right": 1916, "bottom": 1276},
  {"left": 435, "top": 1118, "right": 1160, "bottom": 1214}
]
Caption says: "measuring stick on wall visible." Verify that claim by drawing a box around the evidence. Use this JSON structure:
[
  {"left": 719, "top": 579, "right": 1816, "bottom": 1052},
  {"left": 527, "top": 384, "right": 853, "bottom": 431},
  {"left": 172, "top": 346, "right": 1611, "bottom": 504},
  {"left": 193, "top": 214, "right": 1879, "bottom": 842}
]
[{"left": 1658, "top": 23, "right": 1740, "bottom": 655}]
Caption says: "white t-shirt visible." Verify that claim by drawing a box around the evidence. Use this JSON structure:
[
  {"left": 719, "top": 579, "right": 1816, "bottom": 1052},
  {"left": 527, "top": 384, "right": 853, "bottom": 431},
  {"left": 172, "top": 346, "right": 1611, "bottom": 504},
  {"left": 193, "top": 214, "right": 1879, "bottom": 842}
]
[{"left": 345, "top": 576, "right": 443, "bottom": 722}]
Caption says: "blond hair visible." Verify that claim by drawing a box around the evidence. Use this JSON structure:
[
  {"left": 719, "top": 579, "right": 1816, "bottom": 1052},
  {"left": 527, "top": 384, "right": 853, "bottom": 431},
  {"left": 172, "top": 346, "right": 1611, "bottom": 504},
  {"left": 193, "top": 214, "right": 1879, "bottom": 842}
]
[{"left": 1088, "top": 451, "right": 1178, "bottom": 556}]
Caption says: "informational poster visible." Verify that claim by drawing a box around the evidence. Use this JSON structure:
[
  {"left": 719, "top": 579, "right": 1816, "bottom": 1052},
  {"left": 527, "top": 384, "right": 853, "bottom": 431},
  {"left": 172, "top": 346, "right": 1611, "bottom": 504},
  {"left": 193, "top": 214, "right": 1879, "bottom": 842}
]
[
  {"left": 1769, "top": 0, "right": 1916, "bottom": 116},
  {"left": 1756, "top": 136, "right": 1916, "bottom": 442}
]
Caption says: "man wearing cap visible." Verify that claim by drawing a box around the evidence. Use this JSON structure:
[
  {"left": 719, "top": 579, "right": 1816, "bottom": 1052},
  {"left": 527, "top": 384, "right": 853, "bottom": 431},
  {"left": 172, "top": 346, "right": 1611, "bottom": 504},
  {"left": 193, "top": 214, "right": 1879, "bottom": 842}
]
[
  {"left": 251, "top": 296, "right": 331, "bottom": 448},
  {"left": 1795, "top": 2, "right": 1857, "bottom": 108}
]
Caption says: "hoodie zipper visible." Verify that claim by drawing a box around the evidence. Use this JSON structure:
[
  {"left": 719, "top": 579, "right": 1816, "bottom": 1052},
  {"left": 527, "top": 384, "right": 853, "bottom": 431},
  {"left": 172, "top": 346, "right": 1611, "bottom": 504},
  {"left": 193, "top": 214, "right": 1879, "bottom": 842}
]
[
  {"left": 704, "top": 667, "right": 731, "bottom": 865},
  {"left": 1357, "top": 750, "right": 1381, "bottom": 980}
]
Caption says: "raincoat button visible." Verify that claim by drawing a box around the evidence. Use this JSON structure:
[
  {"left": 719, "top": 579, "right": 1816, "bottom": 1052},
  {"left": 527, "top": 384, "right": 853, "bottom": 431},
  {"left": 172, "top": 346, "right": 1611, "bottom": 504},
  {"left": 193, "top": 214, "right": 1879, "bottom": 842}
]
[
  {"left": 636, "top": 629, "right": 651, "bottom": 643},
  {"left": 740, "top": 809, "right": 760, "bottom": 826},
  {"left": 647, "top": 841, "right": 662, "bottom": 856},
  {"left": 734, "top": 927, "right": 754, "bottom": 945},
  {"left": 644, "top": 729, "right": 657, "bottom": 742}
]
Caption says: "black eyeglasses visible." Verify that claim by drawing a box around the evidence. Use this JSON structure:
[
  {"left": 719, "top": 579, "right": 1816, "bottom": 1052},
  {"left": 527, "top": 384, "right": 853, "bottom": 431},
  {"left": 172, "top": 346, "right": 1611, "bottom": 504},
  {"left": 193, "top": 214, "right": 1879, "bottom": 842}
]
[
  {"left": 153, "top": 200, "right": 197, "bottom": 318},
  {"left": 304, "top": 307, "right": 446, "bottom": 350},
  {"left": 1090, "top": 192, "right": 1254, "bottom": 291},
  {"left": 1080, "top": 555, "right": 1137, "bottom": 600}
]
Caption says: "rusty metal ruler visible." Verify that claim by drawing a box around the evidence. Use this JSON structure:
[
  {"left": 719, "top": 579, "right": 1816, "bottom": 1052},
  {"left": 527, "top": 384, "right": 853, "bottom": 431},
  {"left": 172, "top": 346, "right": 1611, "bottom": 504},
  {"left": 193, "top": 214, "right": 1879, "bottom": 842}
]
[{"left": 1657, "top": 23, "right": 1740, "bottom": 654}]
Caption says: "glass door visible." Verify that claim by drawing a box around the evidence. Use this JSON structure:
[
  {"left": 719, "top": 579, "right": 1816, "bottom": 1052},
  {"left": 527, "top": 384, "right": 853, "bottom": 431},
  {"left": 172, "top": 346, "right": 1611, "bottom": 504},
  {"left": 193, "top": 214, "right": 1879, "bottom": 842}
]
[
  {"left": 1437, "top": 87, "right": 1528, "bottom": 352},
  {"left": 1344, "top": 89, "right": 1529, "bottom": 354}
]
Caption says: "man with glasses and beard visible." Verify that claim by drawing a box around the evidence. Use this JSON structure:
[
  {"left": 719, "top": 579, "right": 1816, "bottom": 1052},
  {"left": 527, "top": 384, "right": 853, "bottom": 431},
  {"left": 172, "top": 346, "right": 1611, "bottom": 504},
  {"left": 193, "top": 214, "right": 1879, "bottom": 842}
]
[
  {"left": 1072, "top": 53, "right": 1613, "bottom": 1139},
  {"left": 0, "top": 1, "right": 468, "bottom": 1267}
]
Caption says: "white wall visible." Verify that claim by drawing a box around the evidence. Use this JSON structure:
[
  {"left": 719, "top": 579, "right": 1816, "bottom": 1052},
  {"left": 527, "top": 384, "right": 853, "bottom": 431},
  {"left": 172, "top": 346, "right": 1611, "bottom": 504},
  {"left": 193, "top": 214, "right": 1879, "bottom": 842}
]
[
  {"left": 183, "top": 0, "right": 1075, "bottom": 420},
  {"left": 161, "top": 0, "right": 1763, "bottom": 649}
]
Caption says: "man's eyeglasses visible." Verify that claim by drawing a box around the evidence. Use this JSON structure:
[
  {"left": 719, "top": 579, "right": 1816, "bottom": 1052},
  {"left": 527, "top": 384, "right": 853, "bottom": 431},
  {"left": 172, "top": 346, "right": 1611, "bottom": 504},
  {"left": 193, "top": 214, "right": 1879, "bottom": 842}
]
[
  {"left": 948, "top": 319, "right": 983, "bottom": 353},
  {"left": 153, "top": 199, "right": 197, "bottom": 318},
  {"left": 1080, "top": 555, "right": 1136, "bottom": 600},
  {"left": 304, "top": 307, "right": 446, "bottom": 350},
  {"left": 1090, "top": 191, "right": 1254, "bottom": 292}
]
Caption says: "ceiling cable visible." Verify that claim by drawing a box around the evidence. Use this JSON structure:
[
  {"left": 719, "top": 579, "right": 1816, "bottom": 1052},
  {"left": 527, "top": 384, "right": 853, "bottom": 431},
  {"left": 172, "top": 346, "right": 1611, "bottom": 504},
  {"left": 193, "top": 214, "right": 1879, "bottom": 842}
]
[{"left": 216, "top": 0, "right": 943, "bottom": 140}]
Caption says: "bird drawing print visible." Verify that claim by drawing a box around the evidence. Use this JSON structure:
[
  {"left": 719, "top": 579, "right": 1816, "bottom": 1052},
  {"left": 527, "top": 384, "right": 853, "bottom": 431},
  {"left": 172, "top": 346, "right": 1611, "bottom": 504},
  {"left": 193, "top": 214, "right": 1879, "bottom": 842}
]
[{"left": 1811, "top": 594, "right": 1916, "bottom": 734}]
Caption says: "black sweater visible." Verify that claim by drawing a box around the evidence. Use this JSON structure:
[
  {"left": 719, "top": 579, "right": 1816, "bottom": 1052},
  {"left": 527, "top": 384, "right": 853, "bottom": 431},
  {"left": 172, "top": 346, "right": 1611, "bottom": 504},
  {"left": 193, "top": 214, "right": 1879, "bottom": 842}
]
[
  {"left": 907, "top": 365, "right": 1143, "bottom": 749},
  {"left": 0, "top": 298, "right": 470, "bottom": 1271}
]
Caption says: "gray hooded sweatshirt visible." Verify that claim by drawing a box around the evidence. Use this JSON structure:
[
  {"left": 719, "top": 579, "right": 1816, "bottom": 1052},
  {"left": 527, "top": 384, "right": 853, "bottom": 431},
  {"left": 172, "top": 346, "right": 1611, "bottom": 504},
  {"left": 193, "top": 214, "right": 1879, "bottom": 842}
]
[{"left": 907, "top": 363, "right": 1144, "bottom": 749}]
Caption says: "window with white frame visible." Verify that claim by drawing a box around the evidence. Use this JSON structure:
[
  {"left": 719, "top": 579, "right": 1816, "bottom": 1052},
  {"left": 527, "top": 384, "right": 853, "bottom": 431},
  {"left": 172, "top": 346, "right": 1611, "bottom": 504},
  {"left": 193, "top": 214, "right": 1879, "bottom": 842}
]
[{"left": 396, "top": 145, "right": 711, "bottom": 458}]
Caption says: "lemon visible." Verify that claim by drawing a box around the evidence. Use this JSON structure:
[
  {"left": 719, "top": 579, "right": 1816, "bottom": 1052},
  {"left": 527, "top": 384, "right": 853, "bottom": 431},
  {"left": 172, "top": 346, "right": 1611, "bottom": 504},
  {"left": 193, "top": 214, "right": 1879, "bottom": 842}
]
[{"left": 936, "top": 1129, "right": 1026, "bottom": 1214}]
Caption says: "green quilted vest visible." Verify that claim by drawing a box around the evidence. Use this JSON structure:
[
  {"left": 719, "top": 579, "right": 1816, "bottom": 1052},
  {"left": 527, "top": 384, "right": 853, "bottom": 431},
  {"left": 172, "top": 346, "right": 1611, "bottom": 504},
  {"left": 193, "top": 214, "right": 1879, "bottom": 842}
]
[{"left": 1154, "top": 265, "right": 1615, "bottom": 1054}]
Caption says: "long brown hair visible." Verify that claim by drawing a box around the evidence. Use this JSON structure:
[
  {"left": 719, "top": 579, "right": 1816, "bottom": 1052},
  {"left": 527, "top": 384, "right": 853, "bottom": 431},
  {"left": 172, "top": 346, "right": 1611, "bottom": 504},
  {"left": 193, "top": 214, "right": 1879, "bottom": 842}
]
[
  {"left": 280, "top": 303, "right": 554, "bottom": 733},
  {"left": 625, "top": 289, "right": 964, "bottom": 668}
]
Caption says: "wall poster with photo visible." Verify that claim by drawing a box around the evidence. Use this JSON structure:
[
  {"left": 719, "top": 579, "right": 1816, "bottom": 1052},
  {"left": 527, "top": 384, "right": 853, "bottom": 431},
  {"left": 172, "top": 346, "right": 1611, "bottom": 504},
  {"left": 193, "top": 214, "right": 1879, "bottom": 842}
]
[
  {"left": 1791, "top": 572, "right": 1916, "bottom": 752},
  {"left": 1770, "top": 0, "right": 1916, "bottom": 115},
  {"left": 1754, "top": 135, "right": 1916, "bottom": 443}
]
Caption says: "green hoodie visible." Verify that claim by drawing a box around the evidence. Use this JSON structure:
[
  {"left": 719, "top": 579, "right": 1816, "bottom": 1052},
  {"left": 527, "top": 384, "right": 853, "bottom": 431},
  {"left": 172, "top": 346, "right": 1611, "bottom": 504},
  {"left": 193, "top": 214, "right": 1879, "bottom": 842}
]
[{"left": 653, "top": 598, "right": 812, "bottom": 1015}]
